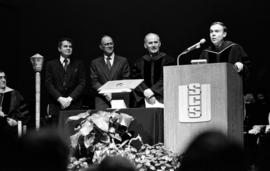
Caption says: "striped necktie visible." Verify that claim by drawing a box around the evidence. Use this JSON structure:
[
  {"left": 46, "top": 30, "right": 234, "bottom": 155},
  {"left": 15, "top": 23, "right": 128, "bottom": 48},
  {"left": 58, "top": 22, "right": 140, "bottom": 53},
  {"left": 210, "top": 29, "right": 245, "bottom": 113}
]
[{"left": 106, "top": 57, "right": 112, "bottom": 70}]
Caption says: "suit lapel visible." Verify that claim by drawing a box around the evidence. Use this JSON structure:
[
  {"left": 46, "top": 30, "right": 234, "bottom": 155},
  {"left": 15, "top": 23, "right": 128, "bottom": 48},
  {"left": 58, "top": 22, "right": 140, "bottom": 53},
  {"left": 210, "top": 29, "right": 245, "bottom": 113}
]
[
  {"left": 56, "top": 60, "right": 65, "bottom": 78},
  {"left": 65, "top": 59, "right": 77, "bottom": 82}
]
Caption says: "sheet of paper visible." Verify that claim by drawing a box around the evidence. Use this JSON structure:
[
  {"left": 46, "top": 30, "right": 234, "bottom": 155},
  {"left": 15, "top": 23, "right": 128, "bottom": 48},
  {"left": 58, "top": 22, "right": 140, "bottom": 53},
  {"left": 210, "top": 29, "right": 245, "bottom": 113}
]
[
  {"left": 144, "top": 99, "right": 164, "bottom": 108},
  {"left": 110, "top": 100, "right": 127, "bottom": 109}
]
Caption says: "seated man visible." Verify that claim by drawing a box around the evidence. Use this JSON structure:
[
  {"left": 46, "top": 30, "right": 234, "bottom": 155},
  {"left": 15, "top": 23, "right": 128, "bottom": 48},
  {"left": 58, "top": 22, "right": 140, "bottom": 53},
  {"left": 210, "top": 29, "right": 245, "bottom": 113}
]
[{"left": 0, "top": 70, "right": 29, "bottom": 134}]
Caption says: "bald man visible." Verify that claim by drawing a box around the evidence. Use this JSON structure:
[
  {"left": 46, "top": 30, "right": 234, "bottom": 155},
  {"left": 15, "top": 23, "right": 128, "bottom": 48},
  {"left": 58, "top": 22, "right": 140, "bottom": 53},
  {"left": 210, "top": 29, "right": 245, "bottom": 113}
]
[
  {"left": 132, "top": 33, "right": 175, "bottom": 107},
  {"left": 90, "top": 35, "right": 130, "bottom": 110}
]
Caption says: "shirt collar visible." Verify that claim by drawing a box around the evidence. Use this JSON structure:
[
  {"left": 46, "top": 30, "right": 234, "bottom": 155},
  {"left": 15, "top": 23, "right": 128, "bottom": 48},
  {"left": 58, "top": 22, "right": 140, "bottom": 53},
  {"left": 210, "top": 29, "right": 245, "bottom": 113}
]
[
  {"left": 143, "top": 52, "right": 166, "bottom": 61},
  {"left": 60, "top": 56, "right": 70, "bottom": 65},
  {"left": 0, "top": 86, "right": 14, "bottom": 93},
  {"left": 104, "top": 53, "right": 115, "bottom": 63}
]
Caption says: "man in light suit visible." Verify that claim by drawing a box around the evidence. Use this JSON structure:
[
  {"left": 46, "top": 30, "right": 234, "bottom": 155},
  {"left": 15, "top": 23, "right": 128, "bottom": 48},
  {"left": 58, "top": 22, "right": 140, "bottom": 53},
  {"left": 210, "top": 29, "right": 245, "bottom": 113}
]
[
  {"left": 90, "top": 35, "right": 130, "bottom": 110},
  {"left": 45, "top": 38, "right": 86, "bottom": 124}
]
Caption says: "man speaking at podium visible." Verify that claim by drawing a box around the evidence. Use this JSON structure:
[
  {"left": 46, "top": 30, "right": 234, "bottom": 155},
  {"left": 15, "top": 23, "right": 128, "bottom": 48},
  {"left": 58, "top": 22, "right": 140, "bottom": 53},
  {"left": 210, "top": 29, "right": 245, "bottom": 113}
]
[
  {"left": 199, "top": 21, "right": 250, "bottom": 73},
  {"left": 90, "top": 35, "right": 130, "bottom": 110},
  {"left": 199, "top": 21, "right": 251, "bottom": 92},
  {"left": 132, "top": 33, "right": 175, "bottom": 107}
]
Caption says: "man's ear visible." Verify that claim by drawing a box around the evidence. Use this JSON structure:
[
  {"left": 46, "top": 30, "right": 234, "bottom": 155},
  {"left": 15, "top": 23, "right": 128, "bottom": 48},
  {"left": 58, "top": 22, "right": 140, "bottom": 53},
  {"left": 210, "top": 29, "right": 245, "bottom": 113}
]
[
  {"left": 144, "top": 43, "right": 147, "bottom": 49},
  {"left": 58, "top": 47, "right": 61, "bottom": 52},
  {"left": 223, "top": 32, "right": 227, "bottom": 39},
  {"left": 99, "top": 44, "right": 103, "bottom": 50}
]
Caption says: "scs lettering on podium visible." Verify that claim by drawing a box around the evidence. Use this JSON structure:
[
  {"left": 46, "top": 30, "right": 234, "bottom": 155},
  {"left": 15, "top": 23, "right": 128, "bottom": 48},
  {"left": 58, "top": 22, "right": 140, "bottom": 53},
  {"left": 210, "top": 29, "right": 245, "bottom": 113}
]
[
  {"left": 188, "top": 83, "right": 201, "bottom": 118},
  {"left": 179, "top": 83, "right": 211, "bottom": 123}
]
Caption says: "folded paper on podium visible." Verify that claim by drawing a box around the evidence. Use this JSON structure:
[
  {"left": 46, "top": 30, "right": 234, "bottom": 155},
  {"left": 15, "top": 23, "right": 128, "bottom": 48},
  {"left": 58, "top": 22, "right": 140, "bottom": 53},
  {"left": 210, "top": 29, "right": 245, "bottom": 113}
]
[
  {"left": 98, "top": 79, "right": 143, "bottom": 94},
  {"left": 98, "top": 79, "right": 143, "bottom": 109}
]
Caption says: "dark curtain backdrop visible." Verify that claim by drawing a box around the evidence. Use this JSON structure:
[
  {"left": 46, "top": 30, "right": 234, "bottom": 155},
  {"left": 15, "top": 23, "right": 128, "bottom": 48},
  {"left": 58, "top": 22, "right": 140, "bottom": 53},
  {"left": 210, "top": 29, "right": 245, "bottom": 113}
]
[{"left": 1, "top": 0, "right": 269, "bottom": 125}]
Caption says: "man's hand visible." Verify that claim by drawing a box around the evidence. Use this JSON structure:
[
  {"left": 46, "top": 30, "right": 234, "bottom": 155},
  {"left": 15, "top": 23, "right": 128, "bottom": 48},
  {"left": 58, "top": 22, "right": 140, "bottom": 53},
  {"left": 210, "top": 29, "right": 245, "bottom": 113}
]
[
  {"left": 66, "top": 96, "right": 73, "bottom": 108},
  {"left": 7, "top": 118, "right": 18, "bottom": 127},
  {"left": 248, "top": 125, "right": 264, "bottom": 135},
  {"left": 0, "top": 111, "right": 6, "bottom": 117},
  {"left": 145, "top": 96, "right": 157, "bottom": 105},
  {"left": 143, "top": 88, "right": 154, "bottom": 99},
  {"left": 58, "top": 97, "right": 70, "bottom": 109},
  {"left": 265, "top": 125, "right": 270, "bottom": 134},
  {"left": 103, "top": 93, "right": 112, "bottom": 102},
  {"left": 234, "top": 62, "right": 244, "bottom": 72}
]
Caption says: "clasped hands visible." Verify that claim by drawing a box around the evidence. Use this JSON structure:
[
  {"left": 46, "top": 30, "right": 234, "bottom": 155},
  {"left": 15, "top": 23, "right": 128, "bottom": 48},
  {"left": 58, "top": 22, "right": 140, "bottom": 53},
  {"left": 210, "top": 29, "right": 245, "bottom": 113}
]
[
  {"left": 248, "top": 125, "right": 270, "bottom": 135},
  {"left": 58, "top": 96, "right": 73, "bottom": 109},
  {"left": 0, "top": 111, "right": 18, "bottom": 126}
]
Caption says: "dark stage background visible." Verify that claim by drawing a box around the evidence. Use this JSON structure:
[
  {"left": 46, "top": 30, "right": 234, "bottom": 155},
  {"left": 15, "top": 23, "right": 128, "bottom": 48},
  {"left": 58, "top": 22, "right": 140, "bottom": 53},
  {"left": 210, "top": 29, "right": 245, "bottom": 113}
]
[{"left": 1, "top": 0, "right": 269, "bottom": 125}]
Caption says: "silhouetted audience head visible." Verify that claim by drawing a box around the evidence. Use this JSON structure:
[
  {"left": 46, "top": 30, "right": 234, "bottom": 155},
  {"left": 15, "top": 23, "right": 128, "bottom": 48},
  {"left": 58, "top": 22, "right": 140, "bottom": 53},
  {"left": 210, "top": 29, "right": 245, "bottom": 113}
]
[
  {"left": 98, "top": 155, "right": 137, "bottom": 171},
  {"left": 0, "top": 126, "right": 22, "bottom": 170},
  {"left": 257, "top": 134, "right": 270, "bottom": 171},
  {"left": 179, "top": 130, "right": 245, "bottom": 171},
  {"left": 20, "top": 128, "right": 69, "bottom": 171},
  {"left": 244, "top": 93, "right": 255, "bottom": 104}
]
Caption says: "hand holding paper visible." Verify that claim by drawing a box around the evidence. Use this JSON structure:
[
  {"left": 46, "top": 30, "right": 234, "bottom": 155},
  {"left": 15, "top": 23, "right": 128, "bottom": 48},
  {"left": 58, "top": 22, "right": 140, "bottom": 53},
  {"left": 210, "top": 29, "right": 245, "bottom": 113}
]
[{"left": 103, "top": 92, "right": 112, "bottom": 101}]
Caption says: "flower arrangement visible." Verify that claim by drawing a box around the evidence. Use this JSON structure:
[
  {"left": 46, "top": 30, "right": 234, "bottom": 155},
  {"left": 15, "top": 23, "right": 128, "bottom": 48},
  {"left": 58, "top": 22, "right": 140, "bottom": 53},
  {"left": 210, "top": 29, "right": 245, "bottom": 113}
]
[{"left": 67, "top": 110, "right": 180, "bottom": 171}]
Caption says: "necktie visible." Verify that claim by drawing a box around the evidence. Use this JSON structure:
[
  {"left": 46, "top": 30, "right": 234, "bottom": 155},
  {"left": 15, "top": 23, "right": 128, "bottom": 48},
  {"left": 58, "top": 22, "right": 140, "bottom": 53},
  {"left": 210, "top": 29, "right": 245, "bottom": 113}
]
[
  {"left": 63, "top": 58, "right": 68, "bottom": 71},
  {"left": 106, "top": 57, "right": 112, "bottom": 70}
]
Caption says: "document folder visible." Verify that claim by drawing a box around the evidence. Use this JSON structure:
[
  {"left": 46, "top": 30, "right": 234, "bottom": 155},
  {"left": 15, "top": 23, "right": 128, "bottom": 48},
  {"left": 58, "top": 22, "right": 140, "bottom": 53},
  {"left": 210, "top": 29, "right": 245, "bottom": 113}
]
[{"left": 98, "top": 79, "right": 143, "bottom": 94}]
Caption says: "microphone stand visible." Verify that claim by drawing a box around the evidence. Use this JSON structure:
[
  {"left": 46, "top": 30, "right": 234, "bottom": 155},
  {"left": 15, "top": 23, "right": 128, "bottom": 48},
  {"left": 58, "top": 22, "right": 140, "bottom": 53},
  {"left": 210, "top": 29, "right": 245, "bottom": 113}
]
[
  {"left": 177, "top": 43, "right": 203, "bottom": 65},
  {"left": 177, "top": 50, "right": 188, "bottom": 66}
]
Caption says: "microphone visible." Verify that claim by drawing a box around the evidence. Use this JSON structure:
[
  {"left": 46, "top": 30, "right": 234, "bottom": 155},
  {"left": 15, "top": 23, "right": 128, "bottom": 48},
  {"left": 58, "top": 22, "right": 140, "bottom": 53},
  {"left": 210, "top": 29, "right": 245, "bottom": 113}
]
[
  {"left": 177, "top": 38, "right": 206, "bottom": 65},
  {"left": 185, "top": 38, "right": 206, "bottom": 52}
]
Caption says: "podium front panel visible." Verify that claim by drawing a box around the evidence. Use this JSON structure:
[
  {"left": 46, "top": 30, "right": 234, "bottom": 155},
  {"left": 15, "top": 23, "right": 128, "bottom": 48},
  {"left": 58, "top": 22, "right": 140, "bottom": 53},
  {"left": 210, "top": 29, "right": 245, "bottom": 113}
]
[{"left": 164, "top": 63, "right": 243, "bottom": 154}]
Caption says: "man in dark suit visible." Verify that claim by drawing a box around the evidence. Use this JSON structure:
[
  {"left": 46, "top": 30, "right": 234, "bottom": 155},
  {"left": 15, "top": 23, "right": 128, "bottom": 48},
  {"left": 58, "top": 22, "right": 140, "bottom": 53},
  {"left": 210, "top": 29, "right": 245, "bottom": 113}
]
[
  {"left": 45, "top": 38, "right": 86, "bottom": 124},
  {"left": 90, "top": 35, "right": 130, "bottom": 110}
]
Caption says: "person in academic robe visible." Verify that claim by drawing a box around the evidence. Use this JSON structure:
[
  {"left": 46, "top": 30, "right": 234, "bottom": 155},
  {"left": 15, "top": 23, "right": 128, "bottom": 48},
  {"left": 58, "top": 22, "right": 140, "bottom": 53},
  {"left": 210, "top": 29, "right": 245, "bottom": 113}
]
[
  {"left": 90, "top": 35, "right": 130, "bottom": 110},
  {"left": 199, "top": 21, "right": 251, "bottom": 93},
  {"left": 131, "top": 33, "right": 175, "bottom": 107},
  {"left": 45, "top": 38, "right": 86, "bottom": 124},
  {"left": 199, "top": 21, "right": 250, "bottom": 73},
  {"left": 0, "top": 70, "right": 29, "bottom": 134}
]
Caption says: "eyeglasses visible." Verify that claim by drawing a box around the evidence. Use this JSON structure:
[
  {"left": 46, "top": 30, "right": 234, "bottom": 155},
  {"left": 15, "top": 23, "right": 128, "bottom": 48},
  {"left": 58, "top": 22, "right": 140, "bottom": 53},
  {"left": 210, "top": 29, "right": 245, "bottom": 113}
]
[{"left": 0, "top": 76, "right": 6, "bottom": 79}]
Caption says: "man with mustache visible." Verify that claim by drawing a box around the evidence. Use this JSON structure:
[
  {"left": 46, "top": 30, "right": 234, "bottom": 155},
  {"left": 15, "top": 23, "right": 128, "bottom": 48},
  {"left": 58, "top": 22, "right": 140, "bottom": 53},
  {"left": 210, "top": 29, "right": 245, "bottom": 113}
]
[{"left": 132, "top": 33, "right": 175, "bottom": 107}]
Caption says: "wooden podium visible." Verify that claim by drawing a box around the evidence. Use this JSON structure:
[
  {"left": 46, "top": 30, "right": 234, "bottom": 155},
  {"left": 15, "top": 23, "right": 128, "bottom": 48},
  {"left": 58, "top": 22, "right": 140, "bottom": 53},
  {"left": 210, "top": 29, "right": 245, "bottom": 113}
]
[{"left": 164, "top": 63, "right": 244, "bottom": 154}]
